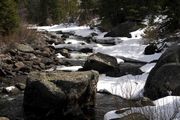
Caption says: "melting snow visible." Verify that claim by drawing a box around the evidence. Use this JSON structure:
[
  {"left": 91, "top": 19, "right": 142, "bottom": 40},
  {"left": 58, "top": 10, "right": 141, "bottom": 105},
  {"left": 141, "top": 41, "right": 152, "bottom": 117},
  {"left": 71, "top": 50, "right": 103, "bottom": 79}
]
[
  {"left": 104, "top": 96, "right": 180, "bottom": 120},
  {"left": 97, "top": 73, "right": 148, "bottom": 100},
  {"left": 56, "top": 66, "right": 82, "bottom": 71},
  {"left": 140, "top": 63, "right": 156, "bottom": 73}
]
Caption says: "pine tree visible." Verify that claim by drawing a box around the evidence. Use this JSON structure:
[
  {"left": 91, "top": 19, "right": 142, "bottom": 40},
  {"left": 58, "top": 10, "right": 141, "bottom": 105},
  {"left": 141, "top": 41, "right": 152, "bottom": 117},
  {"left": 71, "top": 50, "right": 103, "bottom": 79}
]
[
  {"left": 98, "top": 0, "right": 166, "bottom": 28},
  {"left": 79, "top": 0, "right": 98, "bottom": 24},
  {"left": 0, "top": 0, "right": 19, "bottom": 35},
  {"left": 27, "top": 0, "right": 79, "bottom": 25}
]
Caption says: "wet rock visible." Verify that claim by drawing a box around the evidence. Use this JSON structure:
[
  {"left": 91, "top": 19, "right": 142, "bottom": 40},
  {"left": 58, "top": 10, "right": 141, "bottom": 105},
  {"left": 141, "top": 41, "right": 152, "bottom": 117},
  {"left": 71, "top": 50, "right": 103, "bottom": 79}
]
[
  {"left": 60, "top": 58, "right": 85, "bottom": 66},
  {"left": 50, "top": 34, "right": 57, "bottom": 39},
  {"left": 95, "top": 93, "right": 124, "bottom": 120},
  {"left": 2, "top": 86, "right": 20, "bottom": 95},
  {"left": 24, "top": 70, "right": 99, "bottom": 120},
  {"left": 59, "top": 49, "right": 71, "bottom": 58},
  {"left": 61, "top": 34, "right": 70, "bottom": 39},
  {"left": 32, "top": 58, "right": 42, "bottom": 65},
  {"left": 0, "top": 67, "right": 6, "bottom": 77},
  {"left": 23, "top": 61, "right": 33, "bottom": 68},
  {"left": 41, "top": 47, "right": 52, "bottom": 57},
  {"left": 32, "top": 65, "right": 41, "bottom": 70},
  {"left": 41, "top": 57, "right": 54, "bottom": 65},
  {"left": 79, "top": 48, "right": 93, "bottom": 53},
  {"left": 14, "top": 62, "right": 25, "bottom": 70},
  {"left": 15, "top": 83, "right": 26, "bottom": 91},
  {"left": 0, "top": 94, "right": 24, "bottom": 120},
  {"left": 39, "top": 63, "right": 46, "bottom": 69},
  {"left": 81, "top": 53, "right": 118, "bottom": 74},
  {"left": 91, "top": 32, "right": 98, "bottom": 37},
  {"left": 93, "top": 38, "right": 117, "bottom": 45},
  {"left": 14, "top": 62, "right": 30, "bottom": 73},
  {"left": 144, "top": 43, "right": 158, "bottom": 55},
  {"left": 8, "top": 49, "right": 17, "bottom": 56},
  {"left": 0, "top": 54, "right": 12, "bottom": 62},
  {"left": 95, "top": 93, "right": 151, "bottom": 120},
  {"left": 15, "top": 44, "right": 34, "bottom": 53}
]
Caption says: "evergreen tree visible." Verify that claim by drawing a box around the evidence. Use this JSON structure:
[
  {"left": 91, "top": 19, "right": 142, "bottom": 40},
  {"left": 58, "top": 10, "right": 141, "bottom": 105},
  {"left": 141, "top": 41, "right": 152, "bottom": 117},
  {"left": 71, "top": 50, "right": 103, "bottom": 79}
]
[
  {"left": 79, "top": 0, "right": 98, "bottom": 24},
  {"left": 27, "top": 0, "right": 79, "bottom": 25},
  {"left": 98, "top": 0, "right": 154, "bottom": 27},
  {"left": 26, "top": 0, "right": 41, "bottom": 23},
  {"left": 159, "top": 0, "right": 180, "bottom": 30},
  {"left": 98, "top": 0, "right": 180, "bottom": 31},
  {"left": 0, "top": 0, "right": 19, "bottom": 35}
]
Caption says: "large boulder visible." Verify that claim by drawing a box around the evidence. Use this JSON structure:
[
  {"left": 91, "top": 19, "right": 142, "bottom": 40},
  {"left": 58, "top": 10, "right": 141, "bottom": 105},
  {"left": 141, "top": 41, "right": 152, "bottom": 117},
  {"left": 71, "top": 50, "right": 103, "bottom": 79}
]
[
  {"left": 23, "top": 70, "right": 99, "bottom": 120},
  {"left": 104, "top": 21, "right": 139, "bottom": 37},
  {"left": 81, "top": 53, "right": 118, "bottom": 74},
  {"left": 144, "top": 63, "right": 180, "bottom": 100},
  {"left": 144, "top": 45, "right": 180, "bottom": 100}
]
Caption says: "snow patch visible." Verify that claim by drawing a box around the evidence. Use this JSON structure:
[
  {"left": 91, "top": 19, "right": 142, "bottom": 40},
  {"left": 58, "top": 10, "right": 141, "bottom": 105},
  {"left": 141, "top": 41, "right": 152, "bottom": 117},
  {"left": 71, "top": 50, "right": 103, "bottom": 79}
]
[
  {"left": 140, "top": 63, "right": 156, "bottom": 73},
  {"left": 97, "top": 73, "right": 148, "bottom": 99},
  {"left": 4, "top": 86, "right": 16, "bottom": 92},
  {"left": 56, "top": 66, "right": 82, "bottom": 71},
  {"left": 56, "top": 53, "right": 65, "bottom": 58},
  {"left": 104, "top": 96, "right": 180, "bottom": 120}
]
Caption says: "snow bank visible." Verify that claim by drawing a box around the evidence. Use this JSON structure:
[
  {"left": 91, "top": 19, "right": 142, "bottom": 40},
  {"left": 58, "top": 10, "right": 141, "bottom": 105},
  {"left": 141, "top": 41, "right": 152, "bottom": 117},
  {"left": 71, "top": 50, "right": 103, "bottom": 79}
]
[
  {"left": 32, "top": 23, "right": 101, "bottom": 37},
  {"left": 97, "top": 73, "right": 148, "bottom": 99},
  {"left": 56, "top": 66, "right": 82, "bottom": 71},
  {"left": 94, "top": 41, "right": 162, "bottom": 62},
  {"left": 104, "top": 96, "right": 180, "bottom": 120},
  {"left": 140, "top": 63, "right": 156, "bottom": 73}
]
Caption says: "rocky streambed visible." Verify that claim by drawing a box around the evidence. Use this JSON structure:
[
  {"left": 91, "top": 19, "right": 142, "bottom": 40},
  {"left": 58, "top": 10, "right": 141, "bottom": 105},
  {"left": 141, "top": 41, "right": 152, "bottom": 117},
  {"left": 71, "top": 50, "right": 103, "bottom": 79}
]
[
  {"left": 1, "top": 24, "right": 178, "bottom": 120},
  {"left": 0, "top": 28, "right": 150, "bottom": 120}
]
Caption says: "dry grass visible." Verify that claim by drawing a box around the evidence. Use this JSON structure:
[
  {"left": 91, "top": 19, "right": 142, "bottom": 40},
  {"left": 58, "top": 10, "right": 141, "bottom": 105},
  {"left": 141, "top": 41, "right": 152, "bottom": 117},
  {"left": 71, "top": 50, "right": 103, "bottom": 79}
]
[
  {"left": 142, "top": 27, "right": 159, "bottom": 44},
  {"left": 0, "top": 24, "right": 37, "bottom": 52}
]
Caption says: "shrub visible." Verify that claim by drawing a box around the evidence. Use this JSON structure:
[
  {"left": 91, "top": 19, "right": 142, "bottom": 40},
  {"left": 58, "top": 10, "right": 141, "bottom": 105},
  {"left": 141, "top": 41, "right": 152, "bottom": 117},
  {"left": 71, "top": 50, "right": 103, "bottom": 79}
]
[
  {"left": 142, "top": 27, "right": 159, "bottom": 44},
  {"left": 0, "top": 24, "right": 37, "bottom": 52}
]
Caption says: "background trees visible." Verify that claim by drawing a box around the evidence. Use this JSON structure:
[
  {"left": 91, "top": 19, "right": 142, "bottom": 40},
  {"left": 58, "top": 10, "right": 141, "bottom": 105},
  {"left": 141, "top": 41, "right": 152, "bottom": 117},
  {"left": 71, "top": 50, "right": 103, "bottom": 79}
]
[
  {"left": 98, "top": 0, "right": 180, "bottom": 32},
  {"left": 0, "top": 0, "right": 179, "bottom": 35},
  {"left": 0, "top": 0, "right": 19, "bottom": 35},
  {"left": 79, "top": 0, "right": 98, "bottom": 24},
  {"left": 26, "top": 0, "right": 79, "bottom": 25}
]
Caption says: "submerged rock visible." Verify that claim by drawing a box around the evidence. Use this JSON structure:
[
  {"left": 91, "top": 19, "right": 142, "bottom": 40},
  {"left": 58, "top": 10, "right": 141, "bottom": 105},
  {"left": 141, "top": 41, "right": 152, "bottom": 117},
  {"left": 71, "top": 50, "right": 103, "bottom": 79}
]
[{"left": 23, "top": 70, "right": 99, "bottom": 120}]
